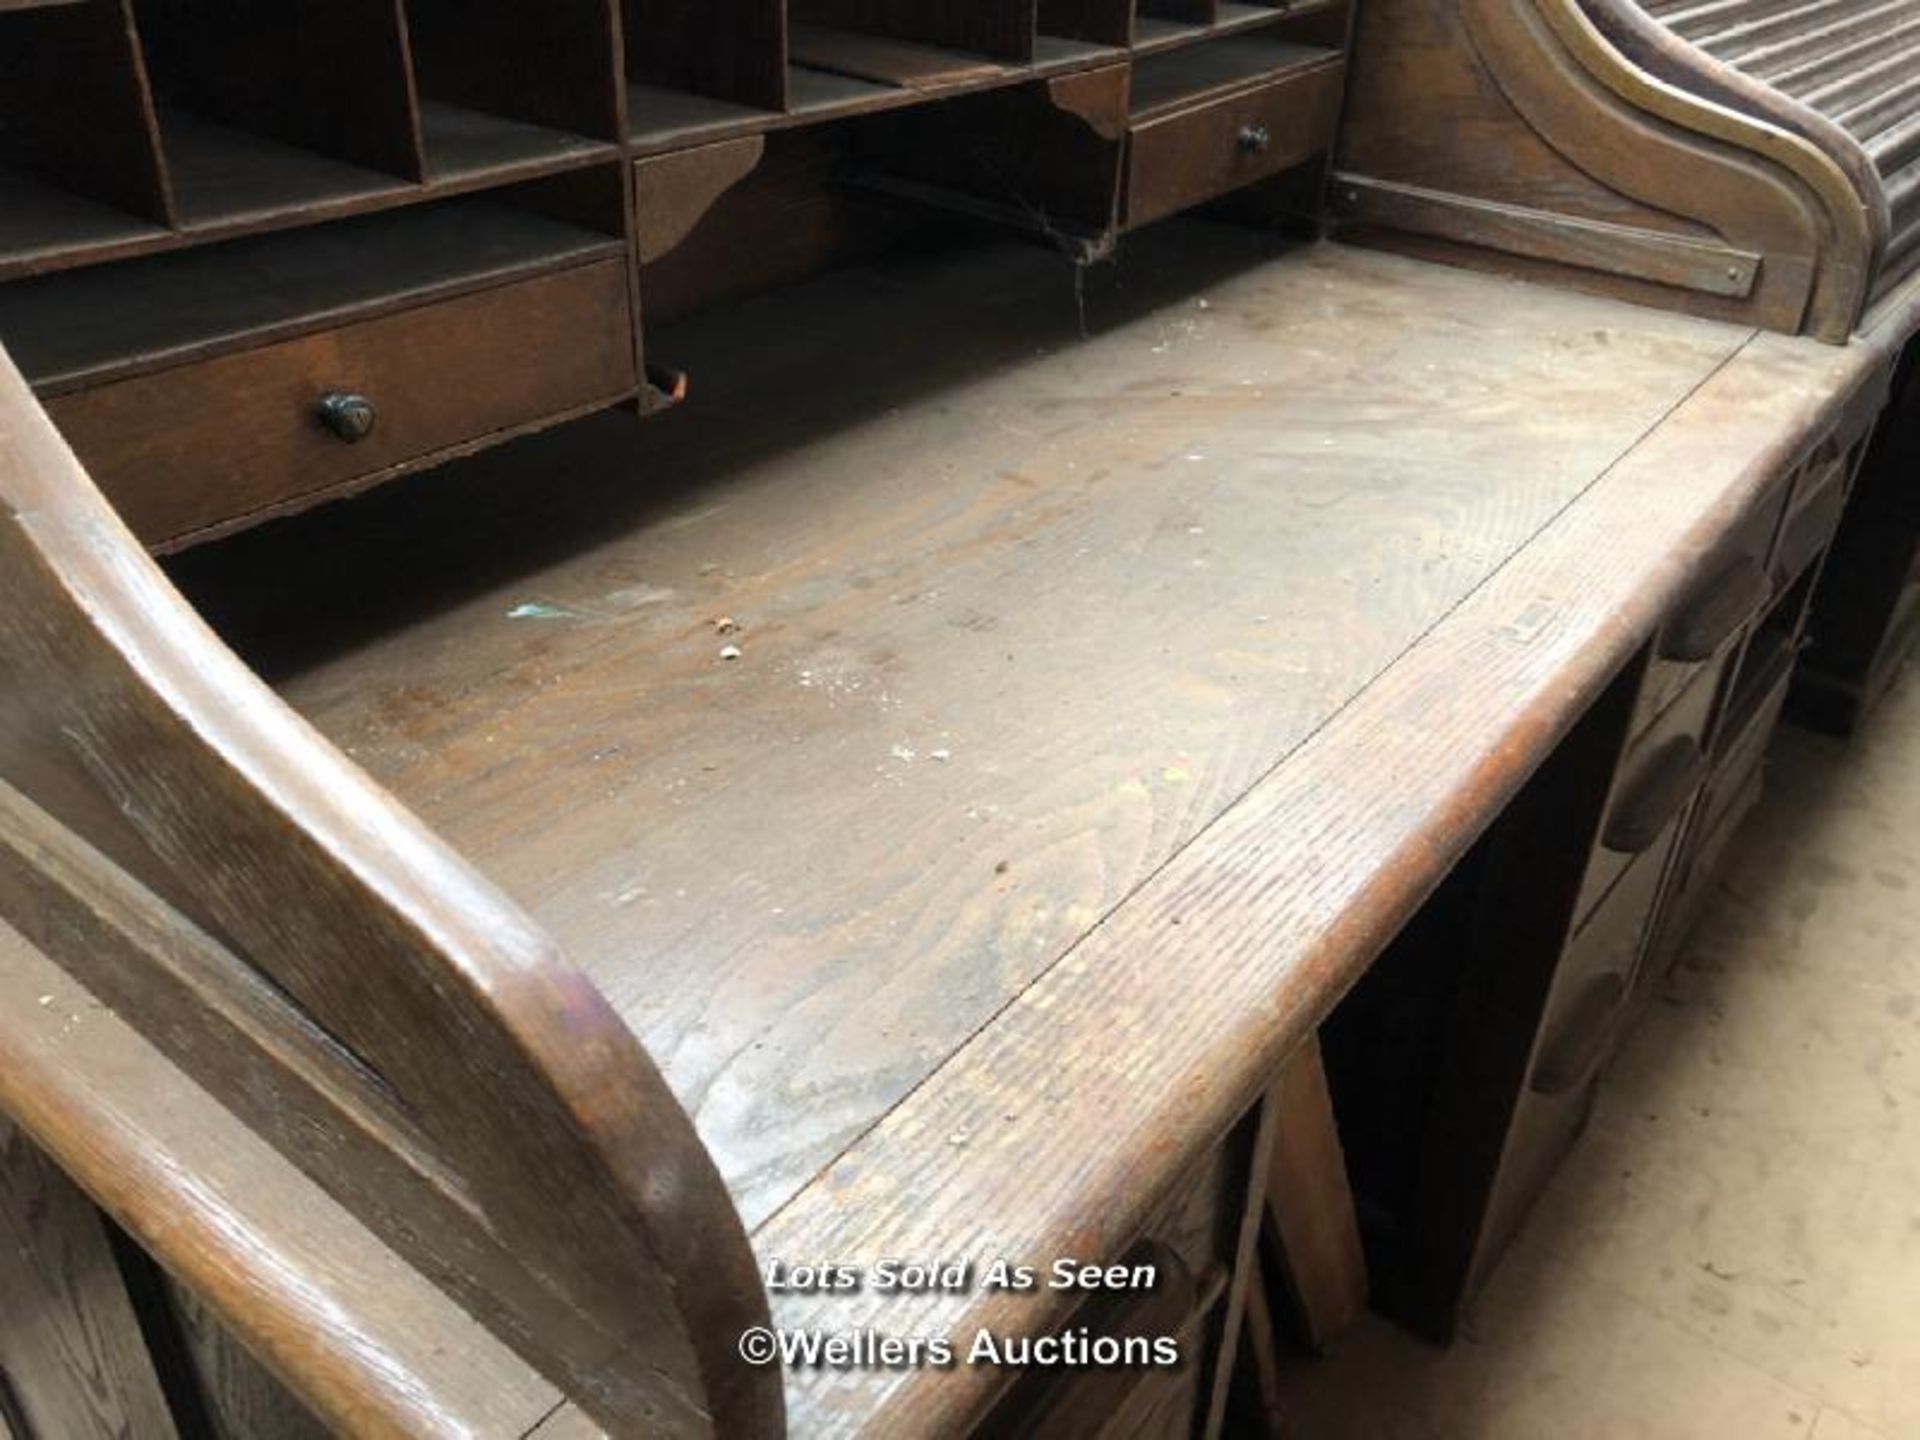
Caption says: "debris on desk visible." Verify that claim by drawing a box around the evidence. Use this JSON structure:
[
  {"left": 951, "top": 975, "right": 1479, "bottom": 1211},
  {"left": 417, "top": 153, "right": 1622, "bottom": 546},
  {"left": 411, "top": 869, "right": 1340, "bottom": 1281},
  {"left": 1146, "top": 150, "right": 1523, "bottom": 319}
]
[{"left": 508, "top": 602, "right": 578, "bottom": 621}]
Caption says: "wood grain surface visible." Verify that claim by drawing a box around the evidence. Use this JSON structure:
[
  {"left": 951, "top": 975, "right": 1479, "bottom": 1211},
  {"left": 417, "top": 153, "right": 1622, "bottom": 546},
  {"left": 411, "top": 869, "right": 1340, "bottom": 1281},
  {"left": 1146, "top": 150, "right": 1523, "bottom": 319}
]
[
  {"left": 6, "top": 224, "right": 1912, "bottom": 1438},
  {"left": 0, "top": 344, "right": 779, "bottom": 1435},
  {"left": 738, "top": 271, "right": 1910, "bottom": 1437},
  {"left": 1334, "top": 0, "right": 1840, "bottom": 336},
  {"left": 179, "top": 228, "right": 1747, "bottom": 1240},
  {"left": 0, "top": 1115, "right": 177, "bottom": 1440},
  {"left": 162, "top": 1283, "right": 332, "bottom": 1440},
  {"left": 0, "top": 922, "right": 565, "bottom": 1440}
]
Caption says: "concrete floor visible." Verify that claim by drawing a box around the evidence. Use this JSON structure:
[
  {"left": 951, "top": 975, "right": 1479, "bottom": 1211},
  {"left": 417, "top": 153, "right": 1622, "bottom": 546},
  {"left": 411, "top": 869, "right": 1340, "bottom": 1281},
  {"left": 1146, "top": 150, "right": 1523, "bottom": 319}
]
[{"left": 1285, "top": 662, "right": 1920, "bottom": 1440}]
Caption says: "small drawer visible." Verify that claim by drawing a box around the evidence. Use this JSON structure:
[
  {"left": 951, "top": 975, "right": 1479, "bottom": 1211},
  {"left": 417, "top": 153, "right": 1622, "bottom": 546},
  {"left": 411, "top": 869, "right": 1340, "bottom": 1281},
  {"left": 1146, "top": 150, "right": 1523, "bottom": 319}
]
[
  {"left": 1468, "top": 835, "right": 1677, "bottom": 1296},
  {"left": 1538, "top": 833, "right": 1677, "bottom": 1100},
  {"left": 1635, "top": 479, "right": 1789, "bottom": 734},
  {"left": 1772, "top": 450, "right": 1851, "bottom": 592},
  {"left": 1714, "top": 622, "right": 1798, "bottom": 765},
  {"left": 1578, "top": 655, "right": 1720, "bottom": 919},
  {"left": 1124, "top": 56, "right": 1344, "bottom": 229},
  {"left": 1637, "top": 555, "right": 1766, "bottom": 734},
  {"left": 1649, "top": 757, "right": 1766, "bottom": 986},
  {"left": 1703, "top": 674, "right": 1785, "bottom": 841},
  {"left": 1468, "top": 1075, "right": 1598, "bottom": 1306},
  {"left": 48, "top": 259, "right": 636, "bottom": 549}
]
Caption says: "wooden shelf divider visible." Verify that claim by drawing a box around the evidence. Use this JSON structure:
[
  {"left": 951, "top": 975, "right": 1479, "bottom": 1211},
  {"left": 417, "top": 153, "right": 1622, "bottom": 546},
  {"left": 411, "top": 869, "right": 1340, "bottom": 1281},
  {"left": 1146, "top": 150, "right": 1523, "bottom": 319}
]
[
  {"left": 787, "top": 0, "right": 1039, "bottom": 64},
  {"left": 623, "top": 0, "right": 788, "bottom": 126},
  {"left": 133, "top": 0, "right": 425, "bottom": 230},
  {"left": 0, "top": 0, "right": 173, "bottom": 272},
  {"left": 2, "top": 0, "right": 1352, "bottom": 551},
  {"left": 404, "top": 0, "right": 624, "bottom": 181},
  {"left": 1129, "top": 32, "right": 1339, "bottom": 119},
  {"left": 1137, "top": 0, "right": 1218, "bottom": 30},
  {"left": 1039, "top": 0, "right": 1133, "bottom": 47},
  {"left": 0, "top": 193, "right": 628, "bottom": 395}
]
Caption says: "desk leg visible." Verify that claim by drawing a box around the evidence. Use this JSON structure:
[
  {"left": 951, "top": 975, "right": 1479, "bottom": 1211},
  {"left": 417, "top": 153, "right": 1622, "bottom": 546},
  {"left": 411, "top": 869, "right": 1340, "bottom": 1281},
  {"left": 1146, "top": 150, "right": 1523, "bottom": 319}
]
[
  {"left": 1206, "top": 1033, "right": 1368, "bottom": 1437},
  {"left": 1262, "top": 1034, "right": 1369, "bottom": 1355}
]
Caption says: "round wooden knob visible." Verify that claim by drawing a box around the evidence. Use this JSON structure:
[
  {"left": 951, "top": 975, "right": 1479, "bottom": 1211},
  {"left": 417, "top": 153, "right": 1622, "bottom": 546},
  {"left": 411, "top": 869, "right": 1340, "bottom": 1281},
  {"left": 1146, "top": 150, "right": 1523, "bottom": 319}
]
[
  {"left": 317, "top": 392, "right": 377, "bottom": 443},
  {"left": 1238, "top": 124, "right": 1271, "bottom": 155}
]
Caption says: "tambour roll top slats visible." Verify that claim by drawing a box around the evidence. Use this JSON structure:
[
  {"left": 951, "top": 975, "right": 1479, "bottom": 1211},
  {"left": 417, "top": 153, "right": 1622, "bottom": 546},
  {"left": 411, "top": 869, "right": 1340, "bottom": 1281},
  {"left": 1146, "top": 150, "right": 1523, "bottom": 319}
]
[{"left": 1638, "top": 0, "right": 1920, "bottom": 297}]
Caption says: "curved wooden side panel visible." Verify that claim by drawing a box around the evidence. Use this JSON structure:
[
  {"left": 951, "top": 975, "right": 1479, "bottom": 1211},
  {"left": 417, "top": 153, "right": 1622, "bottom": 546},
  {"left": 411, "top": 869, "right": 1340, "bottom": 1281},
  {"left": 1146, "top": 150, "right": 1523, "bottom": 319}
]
[
  {"left": 1334, "top": 0, "right": 1864, "bottom": 338},
  {"left": 1470, "top": 0, "right": 1831, "bottom": 327},
  {"left": 1538, "top": 0, "right": 1879, "bottom": 337},
  {"left": 1578, "top": 0, "right": 1890, "bottom": 277},
  {"left": 0, "top": 347, "right": 783, "bottom": 1439}
]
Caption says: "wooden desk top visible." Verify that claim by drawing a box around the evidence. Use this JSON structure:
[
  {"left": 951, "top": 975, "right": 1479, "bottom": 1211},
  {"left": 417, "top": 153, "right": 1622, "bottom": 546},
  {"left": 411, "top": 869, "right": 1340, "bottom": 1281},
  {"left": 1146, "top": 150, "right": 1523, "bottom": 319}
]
[
  {"left": 181, "top": 226, "right": 1741, "bottom": 1219},
  {"left": 122, "top": 228, "right": 1913, "bottom": 1433}
]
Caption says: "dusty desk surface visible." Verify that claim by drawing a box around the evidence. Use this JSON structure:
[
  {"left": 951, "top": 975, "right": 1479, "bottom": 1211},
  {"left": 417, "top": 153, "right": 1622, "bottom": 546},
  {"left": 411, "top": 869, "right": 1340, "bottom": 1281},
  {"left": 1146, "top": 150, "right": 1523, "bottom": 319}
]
[{"left": 168, "top": 223, "right": 1889, "bottom": 1432}]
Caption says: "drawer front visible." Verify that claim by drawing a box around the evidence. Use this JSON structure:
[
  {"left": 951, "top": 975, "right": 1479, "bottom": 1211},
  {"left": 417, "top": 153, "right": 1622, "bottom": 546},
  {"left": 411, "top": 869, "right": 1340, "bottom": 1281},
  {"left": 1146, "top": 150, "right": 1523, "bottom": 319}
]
[
  {"left": 49, "top": 259, "right": 636, "bottom": 548},
  {"left": 1703, "top": 669, "right": 1789, "bottom": 842},
  {"left": 1466, "top": 1075, "right": 1597, "bottom": 1305},
  {"left": 1646, "top": 659, "right": 1789, "bottom": 979},
  {"left": 1772, "top": 445, "right": 1851, "bottom": 591},
  {"left": 1125, "top": 61, "right": 1344, "bottom": 229},
  {"left": 1655, "top": 760, "right": 1764, "bottom": 974},
  {"left": 1466, "top": 838, "right": 1676, "bottom": 1298},
  {"left": 1539, "top": 833, "right": 1678, "bottom": 1100},
  {"left": 1636, "top": 477, "right": 1789, "bottom": 733},
  {"left": 1578, "top": 653, "right": 1721, "bottom": 919}
]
